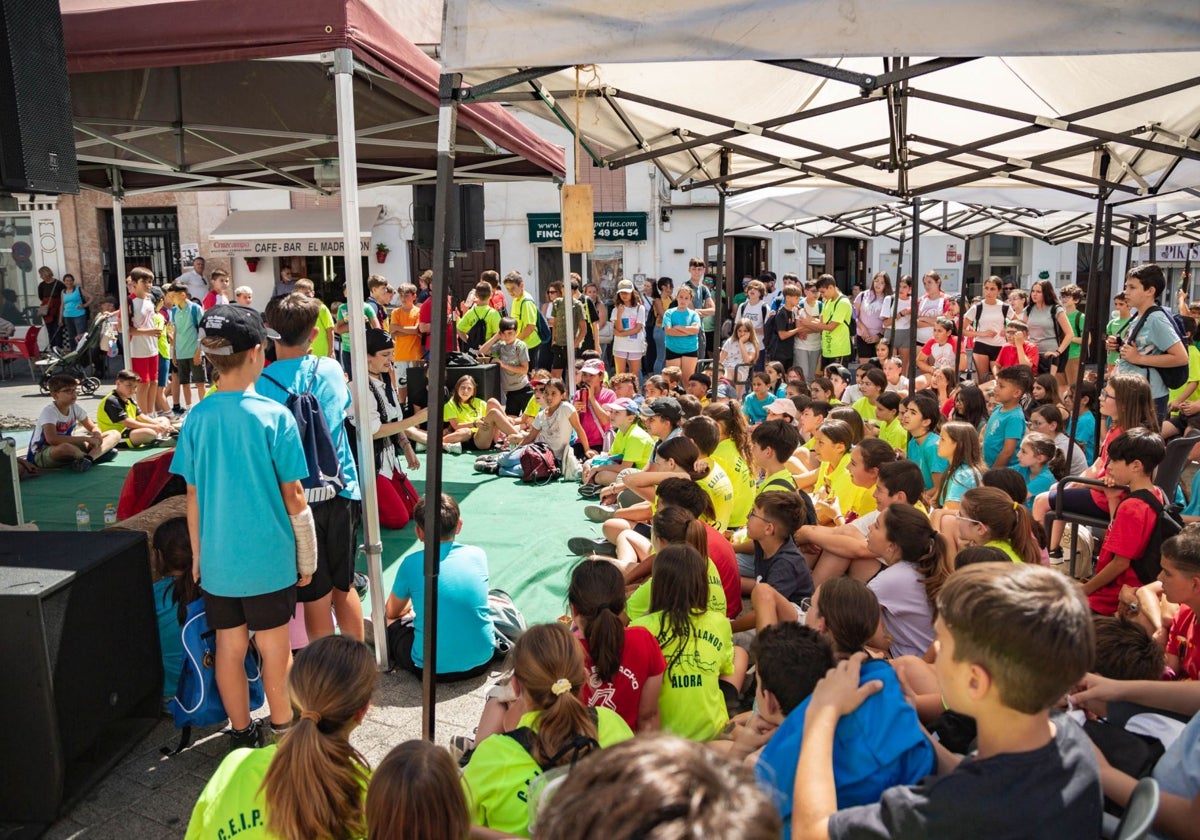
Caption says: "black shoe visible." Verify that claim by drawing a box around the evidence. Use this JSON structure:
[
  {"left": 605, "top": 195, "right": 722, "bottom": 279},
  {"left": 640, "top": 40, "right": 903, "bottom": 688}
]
[
  {"left": 568, "top": 537, "right": 616, "bottom": 557},
  {"left": 1048, "top": 548, "right": 1064, "bottom": 560},
  {"left": 228, "top": 720, "right": 265, "bottom": 751},
  {"left": 72, "top": 456, "right": 94, "bottom": 473}
]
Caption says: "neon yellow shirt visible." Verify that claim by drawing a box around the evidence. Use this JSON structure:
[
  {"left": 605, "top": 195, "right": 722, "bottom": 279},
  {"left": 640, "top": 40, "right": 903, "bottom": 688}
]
[
  {"left": 820, "top": 295, "right": 853, "bottom": 358},
  {"left": 758, "top": 469, "right": 797, "bottom": 495},
  {"left": 847, "top": 482, "right": 879, "bottom": 520},
  {"left": 444, "top": 396, "right": 487, "bottom": 426},
  {"left": 815, "top": 452, "right": 859, "bottom": 515},
  {"left": 461, "top": 708, "right": 632, "bottom": 837},
  {"left": 984, "top": 539, "right": 1024, "bottom": 563},
  {"left": 625, "top": 558, "right": 727, "bottom": 623},
  {"left": 698, "top": 461, "right": 735, "bottom": 532},
  {"left": 879, "top": 417, "right": 908, "bottom": 451},
  {"left": 631, "top": 608, "right": 734, "bottom": 742},
  {"left": 1169, "top": 344, "right": 1200, "bottom": 402},
  {"left": 310, "top": 303, "right": 335, "bottom": 358},
  {"left": 155, "top": 311, "right": 170, "bottom": 358},
  {"left": 711, "top": 438, "right": 755, "bottom": 529},
  {"left": 610, "top": 423, "right": 654, "bottom": 470},
  {"left": 852, "top": 396, "right": 878, "bottom": 422},
  {"left": 457, "top": 304, "right": 501, "bottom": 343}
]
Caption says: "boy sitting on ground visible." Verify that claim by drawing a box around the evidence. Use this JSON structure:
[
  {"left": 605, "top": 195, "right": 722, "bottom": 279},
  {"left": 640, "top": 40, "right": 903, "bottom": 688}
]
[
  {"left": 792, "top": 563, "right": 1101, "bottom": 840},
  {"left": 734, "top": 492, "right": 814, "bottom": 632},
  {"left": 97, "top": 369, "right": 175, "bottom": 448},
  {"left": 26, "top": 374, "right": 121, "bottom": 471}
]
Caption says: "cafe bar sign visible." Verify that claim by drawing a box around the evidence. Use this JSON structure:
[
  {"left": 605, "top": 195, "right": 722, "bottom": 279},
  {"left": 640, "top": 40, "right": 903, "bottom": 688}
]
[
  {"left": 527, "top": 212, "right": 647, "bottom": 243},
  {"left": 208, "top": 238, "right": 371, "bottom": 258}
]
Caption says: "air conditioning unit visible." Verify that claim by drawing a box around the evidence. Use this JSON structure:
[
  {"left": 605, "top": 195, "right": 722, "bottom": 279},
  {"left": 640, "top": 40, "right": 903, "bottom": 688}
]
[{"left": 314, "top": 160, "right": 340, "bottom": 190}]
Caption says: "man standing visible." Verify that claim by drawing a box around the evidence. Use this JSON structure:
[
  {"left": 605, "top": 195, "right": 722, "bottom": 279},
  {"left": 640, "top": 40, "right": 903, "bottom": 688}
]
[
  {"left": 815, "top": 275, "right": 853, "bottom": 371},
  {"left": 685, "top": 257, "right": 715, "bottom": 358},
  {"left": 175, "top": 256, "right": 208, "bottom": 304},
  {"left": 273, "top": 265, "right": 297, "bottom": 299},
  {"left": 503, "top": 270, "right": 546, "bottom": 369},
  {"left": 1109, "top": 263, "right": 1188, "bottom": 421}
]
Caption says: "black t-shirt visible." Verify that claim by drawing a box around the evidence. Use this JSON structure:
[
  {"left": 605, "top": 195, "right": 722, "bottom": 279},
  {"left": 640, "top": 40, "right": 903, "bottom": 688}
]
[
  {"left": 828, "top": 714, "right": 1102, "bottom": 839},
  {"left": 101, "top": 391, "right": 133, "bottom": 427},
  {"left": 753, "top": 537, "right": 814, "bottom": 604}
]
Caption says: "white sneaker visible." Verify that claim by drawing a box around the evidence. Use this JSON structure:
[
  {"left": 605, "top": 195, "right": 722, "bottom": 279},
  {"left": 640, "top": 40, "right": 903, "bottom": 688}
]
[
  {"left": 444, "top": 442, "right": 463, "bottom": 455},
  {"left": 413, "top": 441, "right": 427, "bottom": 452}
]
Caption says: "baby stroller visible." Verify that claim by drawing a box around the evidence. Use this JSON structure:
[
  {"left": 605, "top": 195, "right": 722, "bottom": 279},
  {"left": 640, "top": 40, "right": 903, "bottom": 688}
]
[{"left": 36, "top": 311, "right": 111, "bottom": 395}]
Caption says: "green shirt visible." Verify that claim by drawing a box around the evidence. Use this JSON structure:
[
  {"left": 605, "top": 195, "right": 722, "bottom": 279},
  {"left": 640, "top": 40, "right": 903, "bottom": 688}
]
[
  {"left": 462, "top": 708, "right": 633, "bottom": 837},
  {"left": 698, "top": 461, "right": 735, "bottom": 532},
  {"left": 1169, "top": 345, "right": 1200, "bottom": 403},
  {"left": 625, "top": 558, "right": 728, "bottom": 623},
  {"left": 444, "top": 396, "right": 487, "bottom": 425},
  {"left": 852, "top": 396, "right": 878, "bottom": 422},
  {"left": 1066, "top": 309, "right": 1085, "bottom": 360},
  {"left": 711, "top": 438, "right": 755, "bottom": 529},
  {"left": 550, "top": 297, "right": 588, "bottom": 347},
  {"left": 878, "top": 417, "right": 908, "bottom": 452},
  {"left": 758, "top": 469, "right": 797, "bottom": 495},
  {"left": 984, "top": 539, "right": 1023, "bottom": 564},
  {"left": 610, "top": 423, "right": 654, "bottom": 470},
  {"left": 631, "top": 608, "right": 734, "bottom": 741},
  {"left": 457, "top": 304, "right": 501, "bottom": 343},
  {"left": 820, "top": 295, "right": 853, "bottom": 358}
]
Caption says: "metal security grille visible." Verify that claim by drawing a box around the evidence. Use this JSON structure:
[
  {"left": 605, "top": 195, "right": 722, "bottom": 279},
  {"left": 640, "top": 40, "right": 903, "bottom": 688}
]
[{"left": 104, "top": 209, "right": 182, "bottom": 292}]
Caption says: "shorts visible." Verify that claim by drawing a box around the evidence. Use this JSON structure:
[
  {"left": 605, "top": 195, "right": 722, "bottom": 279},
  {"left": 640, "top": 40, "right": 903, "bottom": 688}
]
[
  {"left": 633, "top": 522, "right": 652, "bottom": 539},
  {"left": 175, "top": 358, "right": 197, "bottom": 386},
  {"left": 157, "top": 355, "right": 170, "bottom": 387},
  {"left": 131, "top": 354, "right": 157, "bottom": 383},
  {"left": 1047, "top": 486, "right": 1107, "bottom": 522},
  {"left": 664, "top": 349, "right": 698, "bottom": 361},
  {"left": 1037, "top": 352, "right": 1060, "bottom": 375},
  {"left": 504, "top": 384, "right": 534, "bottom": 416},
  {"left": 392, "top": 360, "right": 416, "bottom": 385},
  {"left": 614, "top": 348, "right": 644, "bottom": 361},
  {"left": 298, "top": 496, "right": 361, "bottom": 602},
  {"left": 32, "top": 446, "right": 73, "bottom": 469},
  {"left": 974, "top": 342, "right": 1002, "bottom": 362},
  {"left": 204, "top": 584, "right": 297, "bottom": 632},
  {"left": 821, "top": 354, "right": 851, "bottom": 371},
  {"left": 1167, "top": 411, "right": 1200, "bottom": 432},
  {"left": 551, "top": 344, "right": 570, "bottom": 371},
  {"left": 385, "top": 618, "right": 494, "bottom": 681},
  {"left": 855, "top": 336, "right": 882, "bottom": 358}
]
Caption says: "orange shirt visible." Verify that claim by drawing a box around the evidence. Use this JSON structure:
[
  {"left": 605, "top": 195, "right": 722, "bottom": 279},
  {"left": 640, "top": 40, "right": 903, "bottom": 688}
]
[{"left": 390, "top": 305, "right": 422, "bottom": 362}]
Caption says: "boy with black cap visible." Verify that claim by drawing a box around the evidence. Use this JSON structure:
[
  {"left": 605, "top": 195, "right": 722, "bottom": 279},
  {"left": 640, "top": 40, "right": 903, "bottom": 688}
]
[{"left": 170, "top": 304, "right": 317, "bottom": 750}]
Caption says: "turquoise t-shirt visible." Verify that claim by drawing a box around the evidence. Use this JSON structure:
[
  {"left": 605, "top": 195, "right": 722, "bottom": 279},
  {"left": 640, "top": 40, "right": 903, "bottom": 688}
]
[
  {"left": 907, "top": 433, "right": 949, "bottom": 491},
  {"left": 662, "top": 308, "right": 701, "bottom": 354},
  {"left": 1016, "top": 465, "right": 1055, "bottom": 509},
  {"left": 170, "top": 391, "right": 308, "bottom": 598},
  {"left": 171, "top": 301, "right": 202, "bottom": 358},
  {"left": 742, "top": 392, "right": 776, "bottom": 424},
  {"left": 153, "top": 578, "right": 183, "bottom": 697},
  {"left": 943, "top": 463, "right": 981, "bottom": 504},
  {"left": 982, "top": 405, "right": 1026, "bottom": 468},
  {"left": 1069, "top": 410, "right": 1097, "bottom": 463}
]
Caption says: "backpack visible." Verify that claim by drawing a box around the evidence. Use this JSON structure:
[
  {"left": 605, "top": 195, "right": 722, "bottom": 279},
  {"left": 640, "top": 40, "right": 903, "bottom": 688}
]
[
  {"left": 969, "top": 301, "right": 1011, "bottom": 333},
  {"left": 260, "top": 360, "right": 346, "bottom": 504},
  {"left": 166, "top": 597, "right": 264, "bottom": 753},
  {"left": 504, "top": 706, "right": 600, "bottom": 830},
  {"left": 523, "top": 296, "right": 552, "bottom": 345},
  {"left": 1124, "top": 489, "right": 1183, "bottom": 584},
  {"left": 762, "top": 476, "right": 818, "bottom": 527},
  {"left": 461, "top": 305, "right": 492, "bottom": 354},
  {"left": 519, "top": 441, "right": 561, "bottom": 484},
  {"left": 487, "top": 588, "right": 527, "bottom": 653},
  {"left": 1125, "top": 305, "right": 1190, "bottom": 390},
  {"left": 762, "top": 310, "right": 781, "bottom": 360}
]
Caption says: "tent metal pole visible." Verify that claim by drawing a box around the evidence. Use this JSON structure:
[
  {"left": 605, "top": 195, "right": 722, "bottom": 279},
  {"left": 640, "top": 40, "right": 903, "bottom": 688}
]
[
  {"left": 887, "top": 231, "right": 905, "bottom": 352},
  {"left": 907, "top": 198, "right": 921, "bottom": 386},
  {"left": 420, "top": 72, "right": 462, "bottom": 741},
  {"left": 110, "top": 168, "right": 132, "bottom": 366},
  {"left": 560, "top": 183, "right": 577, "bottom": 395},
  {"left": 953, "top": 237, "right": 970, "bottom": 378},
  {"left": 711, "top": 150, "right": 729, "bottom": 402},
  {"left": 332, "top": 49, "right": 388, "bottom": 671},
  {"left": 1124, "top": 221, "right": 1137, "bottom": 278}
]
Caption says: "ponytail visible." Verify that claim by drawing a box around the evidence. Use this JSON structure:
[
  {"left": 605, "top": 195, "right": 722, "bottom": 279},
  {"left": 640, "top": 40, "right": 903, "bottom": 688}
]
[
  {"left": 1047, "top": 447, "right": 1068, "bottom": 481},
  {"left": 652, "top": 505, "right": 709, "bottom": 559},
  {"left": 881, "top": 504, "right": 952, "bottom": 611},
  {"left": 568, "top": 562, "right": 627, "bottom": 684},
  {"left": 513, "top": 624, "right": 598, "bottom": 769},
  {"left": 263, "top": 637, "right": 375, "bottom": 840},
  {"left": 961, "top": 486, "right": 1042, "bottom": 565},
  {"left": 1008, "top": 504, "right": 1042, "bottom": 565}
]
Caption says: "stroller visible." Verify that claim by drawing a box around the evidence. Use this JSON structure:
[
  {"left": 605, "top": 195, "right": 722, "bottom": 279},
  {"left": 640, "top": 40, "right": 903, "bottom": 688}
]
[{"left": 35, "top": 311, "right": 112, "bottom": 395}]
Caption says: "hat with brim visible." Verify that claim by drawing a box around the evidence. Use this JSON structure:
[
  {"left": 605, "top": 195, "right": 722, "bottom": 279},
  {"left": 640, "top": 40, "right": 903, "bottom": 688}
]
[
  {"left": 198, "top": 304, "right": 279, "bottom": 355},
  {"left": 638, "top": 396, "right": 682, "bottom": 422}
]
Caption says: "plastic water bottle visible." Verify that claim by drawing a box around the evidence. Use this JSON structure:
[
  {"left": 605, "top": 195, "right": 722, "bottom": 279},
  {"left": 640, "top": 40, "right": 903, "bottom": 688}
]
[
  {"left": 103, "top": 504, "right": 118, "bottom": 526},
  {"left": 75, "top": 504, "right": 91, "bottom": 532}
]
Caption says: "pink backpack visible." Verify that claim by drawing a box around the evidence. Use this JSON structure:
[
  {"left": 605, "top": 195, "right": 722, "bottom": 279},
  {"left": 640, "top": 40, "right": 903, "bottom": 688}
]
[{"left": 519, "top": 442, "right": 561, "bottom": 484}]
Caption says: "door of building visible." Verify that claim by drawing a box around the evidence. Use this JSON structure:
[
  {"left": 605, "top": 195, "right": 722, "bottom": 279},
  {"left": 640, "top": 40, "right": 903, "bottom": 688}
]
[
  {"left": 410, "top": 240, "right": 500, "bottom": 305},
  {"left": 702, "top": 236, "right": 769, "bottom": 300},
  {"left": 809, "top": 236, "right": 866, "bottom": 293},
  {"left": 103, "top": 208, "right": 181, "bottom": 296}
]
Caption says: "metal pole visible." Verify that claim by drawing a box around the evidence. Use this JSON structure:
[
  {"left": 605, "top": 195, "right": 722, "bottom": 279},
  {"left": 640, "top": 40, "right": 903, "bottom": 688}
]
[
  {"left": 1123, "top": 220, "right": 1136, "bottom": 279},
  {"left": 887, "top": 231, "right": 905, "bottom": 350},
  {"left": 111, "top": 177, "right": 132, "bottom": 367},
  {"left": 333, "top": 49, "right": 387, "bottom": 669},
  {"left": 953, "top": 236, "right": 970, "bottom": 378},
  {"left": 421, "top": 72, "right": 461, "bottom": 741},
  {"left": 711, "top": 149, "right": 729, "bottom": 402},
  {"left": 907, "top": 198, "right": 921, "bottom": 385},
  {"left": 560, "top": 184, "right": 577, "bottom": 394}
]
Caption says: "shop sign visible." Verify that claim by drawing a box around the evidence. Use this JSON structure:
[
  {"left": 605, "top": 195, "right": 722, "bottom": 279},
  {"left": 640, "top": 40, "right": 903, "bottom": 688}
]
[
  {"left": 1137, "top": 244, "right": 1200, "bottom": 262},
  {"left": 207, "top": 238, "right": 371, "bottom": 257},
  {"left": 527, "top": 212, "right": 647, "bottom": 243}
]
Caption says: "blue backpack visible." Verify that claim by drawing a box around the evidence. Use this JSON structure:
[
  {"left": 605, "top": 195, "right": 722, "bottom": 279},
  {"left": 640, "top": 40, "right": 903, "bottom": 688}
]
[
  {"left": 522, "top": 296, "right": 552, "bottom": 345},
  {"left": 165, "top": 597, "right": 264, "bottom": 753},
  {"left": 261, "top": 359, "right": 345, "bottom": 504}
]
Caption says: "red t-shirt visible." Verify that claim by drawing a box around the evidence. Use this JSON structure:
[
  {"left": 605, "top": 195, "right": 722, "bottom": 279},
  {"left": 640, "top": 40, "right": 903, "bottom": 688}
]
[
  {"left": 995, "top": 342, "right": 1039, "bottom": 371},
  {"left": 705, "top": 522, "right": 743, "bottom": 619},
  {"left": 1087, "top": 487, "right": 1162, "bottom": 616},
  {"left": 419, "top": 295, "right": 457, "bottom": 354},
  {"left": 1166, "top": 605, "right": 1199, "bottom": 681},
  {"left": 579, "top": 626, "right": 666, "bottom": 731}
]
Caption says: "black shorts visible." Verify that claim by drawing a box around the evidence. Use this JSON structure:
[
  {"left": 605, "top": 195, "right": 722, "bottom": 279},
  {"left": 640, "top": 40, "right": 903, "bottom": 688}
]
[
  {"left": 974, "top": 342, "right": 1003, "bottom": 362},
  {"left": 551, "top": 344, "right": 571, "bottom": 371},
  {"left": 855, "top": 336, "right": 882, "bottom": 358},
  {"left": 504, "top": 385, "right": 534, "bottom": 416},
  {"left": 665, "top": 349, "right": 698, "bottom": 361},
  {"left": 821, "top": 354, "right": 851, "bottom": 371},
  {"left": 1037, "top": 352, "right": 1060, "bottom": 375},
  {"left": 176, "top": 358, "right": 198, "bottom": 385},
  {"left": 386, "top": 619, "right": 494, "bottom": 682},
  {"left": 204, "top": 584, "right": 297, "bottom": 632},
  {"left": 298, "top": 496, "right": 361, "bottom": 603},
  {"left": 633, "top": 522, "right": 652, "bottom": 539}
]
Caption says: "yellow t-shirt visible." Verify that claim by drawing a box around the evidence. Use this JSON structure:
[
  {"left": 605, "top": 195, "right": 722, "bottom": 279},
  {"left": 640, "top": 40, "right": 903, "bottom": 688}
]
[
  {"left": 879, "top": 417, "right": 908, "bottom": 452},
  {"left": 984, "top": 539, "right": 1024, "bottom": 563},
  {"left": 758, "top": 469, "right": 797, "bottom": 495},
  {"left": 711, "top": 438, "right": 755, "bottom": 529},
  {"left": 852, "top": 396, "right": 877, "bottom": 422},
  {"left": 443, "top": 397, "right": 486, "bottom": 426},
  {"left": 1168, "top": 345, "right": 1200, "bottom": 403},
  {"left": 309, "top": 303, "right": 335, "bottom": 358},
  {"left": 698, "top": 461, "right": 735, "bottom": 532},
  {"left": 815, "top": 452, "right": 859, "bottom": 516},
  {"left": 847, "top": 481, "right": 878, "bottom": 521},
  {"left": 625, "top": 558, "right": 727, "bottom": 623}
]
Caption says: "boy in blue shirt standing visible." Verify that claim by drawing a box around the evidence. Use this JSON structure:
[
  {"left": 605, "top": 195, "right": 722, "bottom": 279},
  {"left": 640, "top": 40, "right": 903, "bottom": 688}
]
[
  {"left": 166, "top": 282, "right": 203, "bottom": 415},
  {"left": 170, "top": 304, "right": 316, "bottom": 749},
  {"left": 982, "top": 365, "right": 1029, "bottom": 469}
]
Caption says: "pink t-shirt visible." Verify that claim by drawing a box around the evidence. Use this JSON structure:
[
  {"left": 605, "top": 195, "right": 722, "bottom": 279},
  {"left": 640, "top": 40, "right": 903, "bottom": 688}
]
[
  {"left": 580, "top": 626, "right": 666, "bottom": 731},
  {"left": 574, "top": 386, "right": 616, "bottom": 449}
]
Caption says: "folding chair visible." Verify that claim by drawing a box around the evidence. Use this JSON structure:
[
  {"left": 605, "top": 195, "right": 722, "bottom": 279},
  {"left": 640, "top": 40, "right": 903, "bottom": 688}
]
[{"left": 1107, "top": 777, "right": 1159, "bottom": 840}]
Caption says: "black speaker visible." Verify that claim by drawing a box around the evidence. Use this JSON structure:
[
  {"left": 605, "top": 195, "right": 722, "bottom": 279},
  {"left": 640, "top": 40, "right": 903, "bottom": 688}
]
[
  {"left": 414, "top": 184, "right": 485, "bottom": 252},
  {"left": 0, "top": 0, "right": 79, "bottom": 194},
  {"left": 446, "top": 361, "right": 502, "bottom": 404},
  {"left": 0, "top": 531, "right": 161, "bottom": 826}
]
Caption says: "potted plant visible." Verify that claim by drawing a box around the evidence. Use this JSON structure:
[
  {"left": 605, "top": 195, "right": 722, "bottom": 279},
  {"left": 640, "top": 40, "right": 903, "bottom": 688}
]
[
  {"left": 245, "top": 256, "right": 260, "bottom": 272},
  {"left": 375, "top": 243, "right": 390, "bottom": 264}
]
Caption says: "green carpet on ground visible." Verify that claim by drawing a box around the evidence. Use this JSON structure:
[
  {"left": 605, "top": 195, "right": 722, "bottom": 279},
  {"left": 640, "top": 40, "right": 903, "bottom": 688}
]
[{"left": 15, "top": 435, "right": 598, "bottom": 625}]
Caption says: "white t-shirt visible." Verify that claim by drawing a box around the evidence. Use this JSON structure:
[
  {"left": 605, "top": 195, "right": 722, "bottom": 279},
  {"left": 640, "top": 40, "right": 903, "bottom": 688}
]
[
  {"left": 796, "top": 299, "right": 822, "bottom": 352},
  {"left": 533, "top": 402, "right": 577, "bottom": 462},
  {"left": 611, "top": 303, "right": 647, "bottom": 354},
  {"left": 130, "top": 295, "right": 159, "bottom": 359},
  {"left": 969, "top": 300, "right": 1008, "bottom": 348},
  {"left": 30, "top": 402, "right": 89, "bottom": 456},
  {"left": 916, "top": 294, "right": 948, "bottom": 343},
  {"left": 881, "top": 293, "right": 913, "bottom": 334},
  {"left": 720, "top": 337, "right": 757, "bottom": 373},
  {"left": 736, "top": 300, "right": 770, "bottom": 336}
]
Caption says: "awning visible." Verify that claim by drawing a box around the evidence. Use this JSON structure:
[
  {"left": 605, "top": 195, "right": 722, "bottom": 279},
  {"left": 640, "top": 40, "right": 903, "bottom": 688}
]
[{"left": 207, "top": 206, "right": 381, "bottom": 256}]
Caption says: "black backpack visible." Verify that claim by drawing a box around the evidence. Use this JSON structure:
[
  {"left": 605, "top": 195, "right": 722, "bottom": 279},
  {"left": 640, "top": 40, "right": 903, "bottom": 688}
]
[
  {"left": 462, "top": 306, "right": 492, "bottom": 354},
  {"left": 260, "top": 360, "right": 345, "bottom": 504},
  {"left": 1124, "top": 489, "right": 1183, "bottom": 584},
  {"left": 1125, "top": 305, "right": 1190, "bottom": 390}
]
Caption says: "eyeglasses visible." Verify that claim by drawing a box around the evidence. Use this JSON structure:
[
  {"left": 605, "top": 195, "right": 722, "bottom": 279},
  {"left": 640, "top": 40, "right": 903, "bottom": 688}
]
[
  {"left": 799, "top": 597, "right": 813, "bottom": 614},
  {"left": 746, "top": 510, "right": 768, "bottom": 524},
  {"left": 957, "top": 515, "right": 983, "bottom": 529},
  {"left": 1100, "top": 391, "right": 1117, "bottom": 402}
]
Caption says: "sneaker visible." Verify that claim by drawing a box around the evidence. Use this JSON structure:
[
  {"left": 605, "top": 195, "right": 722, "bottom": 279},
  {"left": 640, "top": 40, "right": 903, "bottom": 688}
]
[
  {"left": 228, "top": 720, "right": 265, "bottom": 751},
  {"left": 448, "top": 734, "right": 475, "bottom": 768},
  {"left": 444, "top": 442, "right": 463, "bottom": 455},
  {"left": 171, "top": 405, "right": 185, "bottom": 417},
  {"left": 578, "top": 483, "right": 602, "bottom": 498},
  {"left": 568, "top": 537, "right": 616, "bottom": 557},
  {"left": 72, "top": 456, "right": 94, "bottom": 473},
  {"left": 584, "top": 504, "right": 616, "bottom": 523},
  {"left": 413, "top": 441, "right": 427, "bottom": 452}
]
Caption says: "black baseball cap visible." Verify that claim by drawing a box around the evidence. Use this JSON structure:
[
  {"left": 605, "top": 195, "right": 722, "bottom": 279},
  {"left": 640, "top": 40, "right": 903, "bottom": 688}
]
[
  {"left": 199, "top": 304, "right": 279, "bottom": 355},
  {"left": 639, "top": 396, "right": 682, "bottom": 422}
]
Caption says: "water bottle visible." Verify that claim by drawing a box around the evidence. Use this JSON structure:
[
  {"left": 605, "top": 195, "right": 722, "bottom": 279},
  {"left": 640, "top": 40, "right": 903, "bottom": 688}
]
[
  {"left": 103, "top": 504, "right": 118, "bottom": 526},
  {"left": 75, "top": 504, "right": 91, "bottom": 532}
]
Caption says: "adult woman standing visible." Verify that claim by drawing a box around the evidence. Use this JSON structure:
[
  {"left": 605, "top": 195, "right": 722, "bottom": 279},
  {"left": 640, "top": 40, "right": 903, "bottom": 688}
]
[
  {"left": 37, "top": 265, "right": 65, "bottom": 346},
  {"left": 611, "top": 279, "right": 647, "bottom": 381},
  {"left": 962, "top": 276, "right": 1008, "bottom": 383},
  {"left": 881, "top": 275, "right": 914, "bottom": 372},
  {"left": 662, "top": 285, "right": 701, "bottom": 380},
  {"left": 1025, "top": 280, "right": 1073, "bottom": 378},
  {"left": 641, "top": 277, "right": 658, "bottom": 373},
  {"left": 651, "top": 277, "right": 674, "bottom": 374},
  {"left": 914, "top": 272, "right": 950, "bottom": 346},
  {"left": 60, "top": 274, "right": 93, "bottom": 347},
  {"left": 854, "top": 271, "right": 891, "bottom": 364}
]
